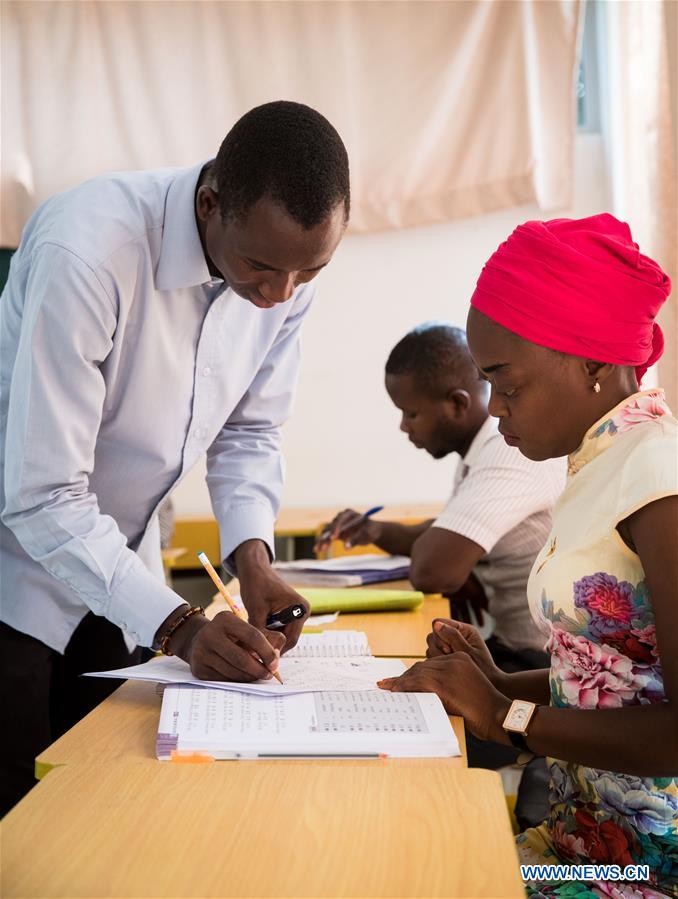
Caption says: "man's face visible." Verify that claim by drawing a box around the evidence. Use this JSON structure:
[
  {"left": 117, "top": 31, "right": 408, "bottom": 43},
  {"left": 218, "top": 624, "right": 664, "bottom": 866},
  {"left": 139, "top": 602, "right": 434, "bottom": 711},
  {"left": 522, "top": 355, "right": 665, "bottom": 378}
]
[
  {"left": 385, "top": 372, "right": 470, "bottom": 460},
  {"left": 198, "top": 192, "right": 346, "bottom": 308}
]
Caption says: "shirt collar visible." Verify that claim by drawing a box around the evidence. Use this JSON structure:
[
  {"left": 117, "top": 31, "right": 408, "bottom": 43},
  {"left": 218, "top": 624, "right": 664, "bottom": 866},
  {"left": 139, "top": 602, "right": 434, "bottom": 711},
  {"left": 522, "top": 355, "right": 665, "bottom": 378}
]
[
  {"left": 461, "top": 414, "right": 497, "bottom": 469},
  {"left": 567, "top": 389, "right": 672, "bottom": 476},
  {"left": 155, "top": 162, "right": 216, "bottom": 291}
]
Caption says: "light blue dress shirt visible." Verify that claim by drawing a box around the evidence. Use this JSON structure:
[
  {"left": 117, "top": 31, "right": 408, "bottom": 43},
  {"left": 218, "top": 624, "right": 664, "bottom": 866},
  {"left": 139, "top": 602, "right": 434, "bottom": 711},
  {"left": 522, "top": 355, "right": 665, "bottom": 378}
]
[{"left": 0, "top": 163, "right": 314, "bottom": 651}]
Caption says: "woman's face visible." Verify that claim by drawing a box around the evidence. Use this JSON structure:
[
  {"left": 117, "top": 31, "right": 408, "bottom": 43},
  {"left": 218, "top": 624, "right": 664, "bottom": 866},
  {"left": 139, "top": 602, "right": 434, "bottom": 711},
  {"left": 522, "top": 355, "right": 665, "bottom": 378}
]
[{"left": 466, "top": 307, "right": 599, "bottom": 461}]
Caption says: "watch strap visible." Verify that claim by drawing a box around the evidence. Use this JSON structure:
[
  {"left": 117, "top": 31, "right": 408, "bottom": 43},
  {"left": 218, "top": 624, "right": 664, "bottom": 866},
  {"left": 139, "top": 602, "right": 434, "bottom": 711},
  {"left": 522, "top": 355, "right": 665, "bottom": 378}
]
[{"left": 507, "top": 729, "right": 530, "bottom": 751}]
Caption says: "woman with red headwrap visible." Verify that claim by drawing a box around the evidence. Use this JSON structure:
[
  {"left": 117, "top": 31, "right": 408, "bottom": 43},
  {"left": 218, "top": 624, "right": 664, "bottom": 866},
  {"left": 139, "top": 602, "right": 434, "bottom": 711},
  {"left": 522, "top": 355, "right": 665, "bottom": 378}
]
[{"left": 379, "top": 214, "right": 677, "bottom": 897}]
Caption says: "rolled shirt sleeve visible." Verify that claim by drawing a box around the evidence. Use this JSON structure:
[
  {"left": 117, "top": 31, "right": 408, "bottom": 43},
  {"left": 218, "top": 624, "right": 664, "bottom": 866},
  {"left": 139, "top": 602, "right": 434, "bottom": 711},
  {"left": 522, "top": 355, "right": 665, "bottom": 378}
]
[
  {"left": 1, "top": 244, "right": 185, "bottom": 647},
  {"left": 206, "top": 284, "right": 314, "bottom": 571}
]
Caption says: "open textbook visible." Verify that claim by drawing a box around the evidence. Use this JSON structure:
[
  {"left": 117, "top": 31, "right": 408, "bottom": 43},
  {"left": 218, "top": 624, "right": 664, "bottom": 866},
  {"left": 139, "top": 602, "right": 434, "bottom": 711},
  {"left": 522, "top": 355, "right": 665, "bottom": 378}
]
[
  {"left": 157, "top": 686, "right": 460, "bottom": 760},
  {"left": 84, "top": 631, "right": 405, "bottom": 696}
]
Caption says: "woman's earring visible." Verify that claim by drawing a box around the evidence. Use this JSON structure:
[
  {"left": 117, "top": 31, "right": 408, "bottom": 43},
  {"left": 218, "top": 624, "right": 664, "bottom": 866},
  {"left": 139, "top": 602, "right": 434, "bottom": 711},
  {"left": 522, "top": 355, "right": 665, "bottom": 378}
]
[{"left": 593, "top": 381, "right": 601, "bottom": 393}]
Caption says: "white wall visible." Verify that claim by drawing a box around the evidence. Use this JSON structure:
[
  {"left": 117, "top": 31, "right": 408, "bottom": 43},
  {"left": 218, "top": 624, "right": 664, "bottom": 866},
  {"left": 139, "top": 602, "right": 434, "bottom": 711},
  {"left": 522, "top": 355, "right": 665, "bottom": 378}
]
[{"left": 173, "top": 134, "right": 610, "bottom": 517}]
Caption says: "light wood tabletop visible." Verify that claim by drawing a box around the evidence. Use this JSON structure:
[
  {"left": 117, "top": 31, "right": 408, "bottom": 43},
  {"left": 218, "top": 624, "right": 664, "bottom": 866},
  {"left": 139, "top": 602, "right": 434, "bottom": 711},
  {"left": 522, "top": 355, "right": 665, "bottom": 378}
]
[
  {"left": 16, "top": 590, "right": 528, "bottom": 898},
  {"left": 315, "top": 595, "right": 448, "bottom": 657},
  {"left": 3, "top": 760, "right": 522, "bottom": 898},
  {"left": 35, "top": 672, "right": 467, "bottom": 776}
]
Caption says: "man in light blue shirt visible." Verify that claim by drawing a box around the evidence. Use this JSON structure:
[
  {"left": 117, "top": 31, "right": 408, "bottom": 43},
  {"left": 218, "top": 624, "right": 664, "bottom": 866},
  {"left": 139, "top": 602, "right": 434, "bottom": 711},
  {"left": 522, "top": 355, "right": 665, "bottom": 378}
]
[{"left": 0, "top": 101, "right": 349, "bottom": 812}]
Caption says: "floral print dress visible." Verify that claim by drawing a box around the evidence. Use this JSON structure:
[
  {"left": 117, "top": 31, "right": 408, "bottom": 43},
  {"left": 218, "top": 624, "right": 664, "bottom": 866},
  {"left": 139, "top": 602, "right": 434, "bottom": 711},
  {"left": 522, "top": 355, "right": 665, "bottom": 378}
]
[{"left": 516, "top": 390, "right": 678, "bottom": 898}]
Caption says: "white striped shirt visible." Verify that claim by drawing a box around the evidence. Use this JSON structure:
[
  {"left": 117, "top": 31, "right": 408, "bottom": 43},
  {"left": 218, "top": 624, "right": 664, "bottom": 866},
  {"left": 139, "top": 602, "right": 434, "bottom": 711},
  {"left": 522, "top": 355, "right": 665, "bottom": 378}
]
[{"left": 434, "top": 415, "right": 566, "bottom": 652}]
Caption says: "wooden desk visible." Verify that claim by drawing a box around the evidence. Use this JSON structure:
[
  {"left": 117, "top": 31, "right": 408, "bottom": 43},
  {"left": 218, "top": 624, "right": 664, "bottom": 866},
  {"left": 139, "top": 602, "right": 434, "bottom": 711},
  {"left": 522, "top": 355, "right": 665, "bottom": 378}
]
[
  {"left": 4, "top": 761, "right": 522, "bottom": 898},
  {"left": 37, "top": 580, "right": 453, "bottom": 775},
  {"left": 208, "top": 594, "right": 448, "bottom": 658},
  {"left": 161, "top": 547, "right": 188, "bottom": 567},
  {"left": 36, "top": 675, "right": 466, "bottom": 777},
  {"left": 320, "top": 593, "right": 448, "bottom": 657}
]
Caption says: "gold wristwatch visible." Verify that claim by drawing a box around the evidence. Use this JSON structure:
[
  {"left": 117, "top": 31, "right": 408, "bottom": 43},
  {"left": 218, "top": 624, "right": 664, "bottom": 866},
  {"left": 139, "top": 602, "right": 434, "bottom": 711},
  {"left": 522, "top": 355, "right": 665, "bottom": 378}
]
[{"left": 502, "top": 699, "right": 538, "bottom": 751}]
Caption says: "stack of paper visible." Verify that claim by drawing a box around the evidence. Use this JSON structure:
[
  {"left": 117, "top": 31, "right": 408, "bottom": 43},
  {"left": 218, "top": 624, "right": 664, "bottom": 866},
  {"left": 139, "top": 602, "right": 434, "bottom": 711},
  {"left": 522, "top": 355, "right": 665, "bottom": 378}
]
[
  {"left": 157, "top": 687, "right": 460, "bottom": 760},
  {"left": 273, "top": 553, "right": 410, "bottom": 587}
]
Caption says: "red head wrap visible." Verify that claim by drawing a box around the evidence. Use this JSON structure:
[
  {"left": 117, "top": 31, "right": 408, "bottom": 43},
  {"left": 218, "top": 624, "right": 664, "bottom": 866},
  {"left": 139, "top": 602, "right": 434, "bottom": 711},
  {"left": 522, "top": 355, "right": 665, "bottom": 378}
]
[{"left": 470, "top": 214, "right": 671, "bottom": 383}]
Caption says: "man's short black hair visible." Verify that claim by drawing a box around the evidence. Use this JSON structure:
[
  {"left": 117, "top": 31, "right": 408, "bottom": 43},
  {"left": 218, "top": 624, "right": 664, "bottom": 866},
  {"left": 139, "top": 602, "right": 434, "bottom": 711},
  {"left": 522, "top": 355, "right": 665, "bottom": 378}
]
[
  {"left": 213, "top": 100, "right": 350, "bottom": 229},
  {"left": 385, "top": 323, "right": 480, "bottom": 398}
]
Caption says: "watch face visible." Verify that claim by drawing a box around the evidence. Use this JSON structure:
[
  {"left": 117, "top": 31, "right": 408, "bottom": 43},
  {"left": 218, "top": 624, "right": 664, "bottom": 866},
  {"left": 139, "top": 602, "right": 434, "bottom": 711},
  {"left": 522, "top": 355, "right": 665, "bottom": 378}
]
[{"left": 505, "top": 700, "right": 536, "bottom": 732}]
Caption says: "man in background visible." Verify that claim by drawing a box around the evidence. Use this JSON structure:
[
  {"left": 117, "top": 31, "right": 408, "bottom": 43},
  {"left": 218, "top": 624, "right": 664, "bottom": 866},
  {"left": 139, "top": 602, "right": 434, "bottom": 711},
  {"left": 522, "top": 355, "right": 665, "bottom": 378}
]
[{"left": 319, "top": 323, "right": 564, "bottom": 785}]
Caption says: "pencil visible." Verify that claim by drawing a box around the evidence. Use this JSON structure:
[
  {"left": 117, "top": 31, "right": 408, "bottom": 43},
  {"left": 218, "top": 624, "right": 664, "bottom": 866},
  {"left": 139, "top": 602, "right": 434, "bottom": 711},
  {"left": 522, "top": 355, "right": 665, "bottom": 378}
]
[{"left": 197, "top": 551, "right": 284, "bottom": 685}]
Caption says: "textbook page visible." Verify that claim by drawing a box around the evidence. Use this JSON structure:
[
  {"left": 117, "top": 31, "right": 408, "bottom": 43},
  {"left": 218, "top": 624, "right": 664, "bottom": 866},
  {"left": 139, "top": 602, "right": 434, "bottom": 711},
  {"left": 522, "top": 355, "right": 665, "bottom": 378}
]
[
  {"left": 157, "top": 687, "right": 460, "bottom": 759},
  {"left": 285, "top": 631, "right": 370, "bottom": 658}
]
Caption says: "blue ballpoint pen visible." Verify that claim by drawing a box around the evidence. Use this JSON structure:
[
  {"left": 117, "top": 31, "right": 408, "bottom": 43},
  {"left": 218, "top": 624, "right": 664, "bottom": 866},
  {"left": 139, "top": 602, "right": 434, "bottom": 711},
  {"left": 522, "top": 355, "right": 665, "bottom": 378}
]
[{"left": 320, "top": 505, "right": 385, "bottom": 547}]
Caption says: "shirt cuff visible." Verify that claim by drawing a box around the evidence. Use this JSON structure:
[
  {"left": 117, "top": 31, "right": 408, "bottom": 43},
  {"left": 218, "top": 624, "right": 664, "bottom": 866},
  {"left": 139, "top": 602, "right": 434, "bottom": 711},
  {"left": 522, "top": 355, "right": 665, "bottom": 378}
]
[
  {"left": 107, "top": 556, "right": 187, "bottom": 648},
  {"left": 216, "top": 501, "right": 276, "bottom": 576}
]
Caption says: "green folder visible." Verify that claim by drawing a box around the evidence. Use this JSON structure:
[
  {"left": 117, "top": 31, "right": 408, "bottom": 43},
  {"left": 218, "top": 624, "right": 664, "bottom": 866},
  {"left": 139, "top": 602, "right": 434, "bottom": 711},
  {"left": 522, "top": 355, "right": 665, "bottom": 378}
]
[{"left": 299, "top": 587, "right": 424, "bottom": 614}]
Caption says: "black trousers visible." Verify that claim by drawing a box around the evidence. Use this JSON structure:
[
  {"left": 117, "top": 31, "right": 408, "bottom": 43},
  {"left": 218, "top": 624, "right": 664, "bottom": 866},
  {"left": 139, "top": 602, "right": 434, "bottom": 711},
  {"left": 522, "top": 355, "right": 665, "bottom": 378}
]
[{"left": 0, "top": 614, "right": 142, "bottom": 817}]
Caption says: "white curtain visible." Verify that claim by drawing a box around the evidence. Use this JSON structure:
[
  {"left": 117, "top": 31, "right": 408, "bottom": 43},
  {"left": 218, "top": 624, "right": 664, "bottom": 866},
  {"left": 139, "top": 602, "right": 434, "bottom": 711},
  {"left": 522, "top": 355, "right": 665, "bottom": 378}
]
[
  {"left": 599, "top": 0, "right": 677, "bottom": 408},
  {"left": 1, "top": 0, "right": 582, "bottom": 244}
]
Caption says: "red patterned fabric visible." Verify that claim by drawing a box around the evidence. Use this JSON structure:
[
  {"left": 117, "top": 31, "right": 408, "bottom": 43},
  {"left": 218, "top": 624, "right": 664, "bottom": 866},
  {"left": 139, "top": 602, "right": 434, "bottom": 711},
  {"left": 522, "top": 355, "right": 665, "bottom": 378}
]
[{"left": 470, "top": 214, "right": 671, "bottom": 383}]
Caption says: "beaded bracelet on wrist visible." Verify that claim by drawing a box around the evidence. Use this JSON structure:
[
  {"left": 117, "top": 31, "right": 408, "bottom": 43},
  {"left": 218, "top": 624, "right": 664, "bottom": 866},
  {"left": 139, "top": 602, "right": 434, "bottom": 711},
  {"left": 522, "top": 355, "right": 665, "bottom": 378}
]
[{"left": 159, "top": 605, "right": 205, "bottom": 656}]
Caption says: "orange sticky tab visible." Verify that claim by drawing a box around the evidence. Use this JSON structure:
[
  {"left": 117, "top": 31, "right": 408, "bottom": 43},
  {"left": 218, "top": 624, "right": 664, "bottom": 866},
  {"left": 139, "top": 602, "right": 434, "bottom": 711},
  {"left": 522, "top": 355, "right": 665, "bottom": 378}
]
[{"left": 170, "top": 751, "right": 215, "bottom": 764}]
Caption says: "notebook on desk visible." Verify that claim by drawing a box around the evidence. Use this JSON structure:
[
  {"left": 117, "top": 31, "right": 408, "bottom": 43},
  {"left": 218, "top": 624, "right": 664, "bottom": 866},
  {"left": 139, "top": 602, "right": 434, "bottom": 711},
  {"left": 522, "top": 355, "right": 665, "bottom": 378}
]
[
  {"left": 157, "top": 686, "right": 460, "bottom": 760},
  {"left": 273, "top": 553, "right": 410, "bottom": 587},
  {"left": 297, "top": 587, "right": 425, "bottom": 614}
]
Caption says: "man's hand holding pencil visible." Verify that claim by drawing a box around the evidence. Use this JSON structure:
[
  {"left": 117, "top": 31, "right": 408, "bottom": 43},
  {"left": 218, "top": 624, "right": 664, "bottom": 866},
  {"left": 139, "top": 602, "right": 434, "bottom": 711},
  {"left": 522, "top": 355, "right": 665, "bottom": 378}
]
[
  {"left": 154, "top": 546, "right": 291, "bottom": 684},
  {"left": 156, "top": 598, "right": 285, "bottom": 683}
]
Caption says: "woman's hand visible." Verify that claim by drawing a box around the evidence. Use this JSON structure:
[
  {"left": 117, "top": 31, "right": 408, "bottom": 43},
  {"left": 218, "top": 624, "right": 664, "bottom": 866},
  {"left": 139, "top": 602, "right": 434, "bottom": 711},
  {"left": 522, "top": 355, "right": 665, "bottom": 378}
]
[
  {"left": 426, "top": 617, "right": 508, "bottom": 691},
  {"left": 378, "top": 654, "right": 511, "bottom": 744}
]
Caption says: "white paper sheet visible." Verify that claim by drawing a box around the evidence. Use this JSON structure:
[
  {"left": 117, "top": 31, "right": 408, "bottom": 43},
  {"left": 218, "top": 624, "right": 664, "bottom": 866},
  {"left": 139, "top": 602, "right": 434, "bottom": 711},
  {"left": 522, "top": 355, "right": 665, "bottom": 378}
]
[
  {"left": 303, "top": 612, "right": 340, "bottom": 628},
  {"left": 84, "top": 652, "right": 405, "bottom": 695},
  {"left": 285, "top": 631, "right": 370, "bottom": 658}
]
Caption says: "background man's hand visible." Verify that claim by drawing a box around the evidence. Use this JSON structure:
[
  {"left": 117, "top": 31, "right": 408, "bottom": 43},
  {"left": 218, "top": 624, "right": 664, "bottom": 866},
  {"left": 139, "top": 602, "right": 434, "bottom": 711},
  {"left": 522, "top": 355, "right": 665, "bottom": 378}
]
[{"left": 314, "top": 508, "right": 380, "bottom": 553}]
